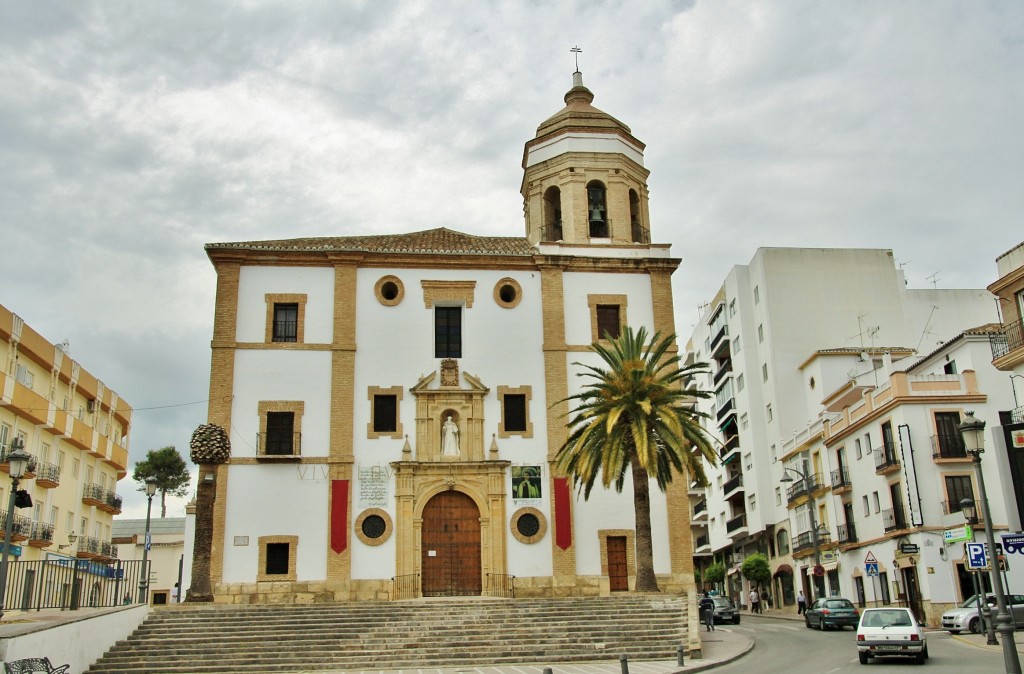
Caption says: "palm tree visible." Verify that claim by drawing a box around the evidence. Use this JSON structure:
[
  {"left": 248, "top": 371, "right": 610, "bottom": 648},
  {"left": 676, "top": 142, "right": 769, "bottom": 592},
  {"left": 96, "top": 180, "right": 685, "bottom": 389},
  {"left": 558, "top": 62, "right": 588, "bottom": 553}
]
[{"left": 555, "top": 326, "right": 718, "bottom": 592}]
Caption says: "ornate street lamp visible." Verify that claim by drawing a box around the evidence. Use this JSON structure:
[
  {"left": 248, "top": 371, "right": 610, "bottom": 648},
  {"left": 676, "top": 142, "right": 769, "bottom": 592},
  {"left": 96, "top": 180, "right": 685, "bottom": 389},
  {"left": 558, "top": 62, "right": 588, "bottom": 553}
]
[
  {"left": 781, "top": 466, "right": 826, "bottom": 599},
  {"left": 960, "top": 411, "right": 1020, "bottom": 674},
  {"left": 137, "top": 477, "right": 158, "bottom": 604},
  {"left": 0, "top": 438, "right": 33, "bottom": 620}
]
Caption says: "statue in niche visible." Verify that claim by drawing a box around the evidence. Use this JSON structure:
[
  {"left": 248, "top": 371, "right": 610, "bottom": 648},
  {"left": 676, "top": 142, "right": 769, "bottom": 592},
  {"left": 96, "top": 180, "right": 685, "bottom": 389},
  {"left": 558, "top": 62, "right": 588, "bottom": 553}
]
[{"left": 441, "top": 416, "right": 460, "bottom": 456}]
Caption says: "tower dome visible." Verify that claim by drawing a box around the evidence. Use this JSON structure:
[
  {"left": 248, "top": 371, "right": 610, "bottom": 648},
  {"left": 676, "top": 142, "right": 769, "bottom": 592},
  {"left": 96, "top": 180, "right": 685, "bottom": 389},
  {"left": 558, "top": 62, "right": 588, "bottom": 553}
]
[{"left": 521, "top": 72, "right": 651, "bottom": 247}]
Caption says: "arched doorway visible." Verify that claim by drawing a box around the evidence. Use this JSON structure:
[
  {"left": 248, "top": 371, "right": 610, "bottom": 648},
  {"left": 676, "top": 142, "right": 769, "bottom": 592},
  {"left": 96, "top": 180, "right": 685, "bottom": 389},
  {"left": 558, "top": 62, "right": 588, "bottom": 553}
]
[{"left": 421, "top": 491, "right": 482, "bottom": 596}]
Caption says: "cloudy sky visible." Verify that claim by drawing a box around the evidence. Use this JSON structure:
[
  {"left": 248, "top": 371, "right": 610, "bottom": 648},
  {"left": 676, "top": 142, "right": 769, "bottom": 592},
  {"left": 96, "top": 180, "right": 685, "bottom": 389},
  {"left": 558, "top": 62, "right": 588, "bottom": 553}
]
[{"left": 3, "top": 1, "right": 1021, "bottom": 518}]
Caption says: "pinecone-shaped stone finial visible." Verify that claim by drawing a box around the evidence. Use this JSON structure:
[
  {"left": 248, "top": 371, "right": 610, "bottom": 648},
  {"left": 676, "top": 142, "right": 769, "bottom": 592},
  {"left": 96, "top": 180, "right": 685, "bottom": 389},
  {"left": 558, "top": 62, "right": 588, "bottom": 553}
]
[{"left": 189, "top": 423, "right": 231, "bottom": 464}]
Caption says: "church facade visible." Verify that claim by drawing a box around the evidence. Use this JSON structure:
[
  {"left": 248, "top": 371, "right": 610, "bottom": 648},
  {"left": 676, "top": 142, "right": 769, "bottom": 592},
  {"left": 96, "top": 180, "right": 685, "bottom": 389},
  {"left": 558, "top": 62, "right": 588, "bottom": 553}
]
[{"left": 199, "top": 72, "right": 696, "bottom": 603}]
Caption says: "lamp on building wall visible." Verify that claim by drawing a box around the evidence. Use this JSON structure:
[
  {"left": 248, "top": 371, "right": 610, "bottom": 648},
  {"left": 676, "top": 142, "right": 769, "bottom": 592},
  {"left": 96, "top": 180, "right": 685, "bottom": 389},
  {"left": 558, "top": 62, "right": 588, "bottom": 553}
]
[
  {"left": 960, "top": 411, "right": 1020, "bottom": 674},
  {"left": 137, "top": 477, "right": 158, "bottom": 604},
  {"left": 780, "top": 466, "right": 825, "bottom": 600},
  {"left": 0, "top": 438, "right": 33, "bottom": 620}
]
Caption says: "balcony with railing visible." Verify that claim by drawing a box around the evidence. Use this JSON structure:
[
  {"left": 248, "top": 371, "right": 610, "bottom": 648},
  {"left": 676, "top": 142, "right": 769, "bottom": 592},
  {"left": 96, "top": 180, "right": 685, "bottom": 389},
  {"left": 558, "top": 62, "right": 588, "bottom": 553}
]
[
  {"left": 33, "top": 460, "right": 61, "bottom": 488},
  {"left": 695, "top": 533, "right": 711, "bottom": 553},
  {"left": 726, "top": 513, "right": 747, "bottom": 535},
  {"left": 882, "top": 505, "right": 909, "bottom": 533},
  {"left": 874, "top": 449, "right": 900, "bottom": 474},
  {"left": 792, "top": 529, "right": 833, "bottom": 556},
  {"left": 693, "top": 500, "right": 708, "bottom": 520},
  {"left": 991, "top": 317, "right": 1023, "bottom": 364},
  {"left": 786, "top": 474, "right": 822, "bottom": 504},
  {"left": 713, "top": 358, "right": 733, "bottom": 386},
  {"left": 720, "top": 434, "right": 740, "bottom": 462},
  {"left": 723, "top": 473, "right": 744, "bottom": 497},
  {"left": 931, "top": 433, "right": 968, "bottom": 460},
  {"left": 28, "top": 521, "right": 54, "bottom": 548},
  {"left": 82, "top": 483, "right": 123, "bottom": 514},
  {"left": 710, "top": 323, "right": 730, "bottom": 359},
  {"left": 716, "top": 396, "right": 735, "bottom": 422},
  {"left": 837, "top": 522, "right": 858, "bottom": 546},
  {"left": 830, "top": 467, "right": 851, "bottom": 494},
  {"left": 0, "top": 510, "right": 33, "bottom": 541},
  {"left": 256, "top": 431, "right": 302, "bottom": 460}
]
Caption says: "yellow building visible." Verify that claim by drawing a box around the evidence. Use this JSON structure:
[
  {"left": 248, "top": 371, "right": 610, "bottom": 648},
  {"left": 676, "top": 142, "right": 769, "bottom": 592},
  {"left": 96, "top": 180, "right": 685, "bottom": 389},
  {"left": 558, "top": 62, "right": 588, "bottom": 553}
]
[{"left": 0, "top": 303, "right": 131, "bottom": 570}]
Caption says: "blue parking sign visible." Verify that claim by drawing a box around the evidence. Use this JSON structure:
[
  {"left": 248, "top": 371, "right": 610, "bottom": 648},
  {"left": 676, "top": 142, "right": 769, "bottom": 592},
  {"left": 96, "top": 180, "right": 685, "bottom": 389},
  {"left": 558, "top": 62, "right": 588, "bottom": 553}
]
[{"left": 966, "top": 542, "right": 988, "bottom": 570}]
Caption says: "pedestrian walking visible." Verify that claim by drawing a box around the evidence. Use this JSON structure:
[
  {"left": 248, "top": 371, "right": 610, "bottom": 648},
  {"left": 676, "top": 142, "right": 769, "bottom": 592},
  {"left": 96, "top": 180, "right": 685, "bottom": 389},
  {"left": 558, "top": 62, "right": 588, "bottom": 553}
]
[
  {"left": 699, "top": 591, "right": 716, "bottom": 631},
  {"left": 797, "top": 590, "right": 807, "bottom": 615},
  {"left": 762, "top": 590, "right": 771, "bottom": 612},
  {"left": 749, "top": 588, "right": 760, "bottom": 614}
]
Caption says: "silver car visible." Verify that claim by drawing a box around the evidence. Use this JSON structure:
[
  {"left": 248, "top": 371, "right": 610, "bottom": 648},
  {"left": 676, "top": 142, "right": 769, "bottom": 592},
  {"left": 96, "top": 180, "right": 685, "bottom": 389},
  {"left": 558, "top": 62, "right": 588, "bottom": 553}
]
[{"left": 941, "top": 593, "right": 1024, "bottom": 634}]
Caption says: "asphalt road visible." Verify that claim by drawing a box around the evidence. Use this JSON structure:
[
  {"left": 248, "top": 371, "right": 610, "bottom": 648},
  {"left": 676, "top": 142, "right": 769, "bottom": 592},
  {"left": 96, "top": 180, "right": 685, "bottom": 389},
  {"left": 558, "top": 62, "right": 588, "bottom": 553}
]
[{"left": 711, "top": 614, "right": 1005, "bottom": 672}]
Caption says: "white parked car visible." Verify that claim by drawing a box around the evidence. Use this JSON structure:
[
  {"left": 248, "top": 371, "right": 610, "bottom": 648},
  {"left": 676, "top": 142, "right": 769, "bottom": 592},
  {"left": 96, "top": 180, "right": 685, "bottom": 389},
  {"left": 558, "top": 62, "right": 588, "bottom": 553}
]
[
  {"left": 856, "top": 607, "right": 928, "bottom": 665},
  {"left": 940, "top": 593, "right": 1024, "bottom": 634}
]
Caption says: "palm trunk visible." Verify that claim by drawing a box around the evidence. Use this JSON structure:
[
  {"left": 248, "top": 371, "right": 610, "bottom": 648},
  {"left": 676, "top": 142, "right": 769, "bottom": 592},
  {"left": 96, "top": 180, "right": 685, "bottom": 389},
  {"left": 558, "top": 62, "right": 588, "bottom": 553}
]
[
  {"left": 186, "top": 464, "right": 216, "bottom": 602},
  {"left": 630, "top": 456, "right": 660, "bottom": 592}
]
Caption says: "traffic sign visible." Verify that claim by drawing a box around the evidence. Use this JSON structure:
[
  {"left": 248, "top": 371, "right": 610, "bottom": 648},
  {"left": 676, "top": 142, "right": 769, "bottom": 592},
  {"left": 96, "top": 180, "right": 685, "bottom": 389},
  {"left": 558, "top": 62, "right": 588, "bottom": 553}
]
[
  {"left": 944, "top": 525, "right": 973, "bottom": 544},
  {"left": 144, "top": 531, "right": 152, "bottom": 552},
  {"left": 966, "top": 542, "right": 989, "bottom": 570},
  {"left": 865, "top": 562, "right": 879, "bottom": 577},
  {"left": 1002, "top": 534, "right": 1024, "bottom": 554},
  {"left": 864, "top": 551, "right": 878, "bottom": 564}
]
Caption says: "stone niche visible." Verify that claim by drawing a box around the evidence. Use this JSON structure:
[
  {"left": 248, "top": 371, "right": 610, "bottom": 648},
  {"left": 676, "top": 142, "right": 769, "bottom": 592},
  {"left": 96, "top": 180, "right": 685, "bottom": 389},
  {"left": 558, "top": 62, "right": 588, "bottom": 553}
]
[{"left": 409, "top": 364, "right": 489, "bottom": 462}]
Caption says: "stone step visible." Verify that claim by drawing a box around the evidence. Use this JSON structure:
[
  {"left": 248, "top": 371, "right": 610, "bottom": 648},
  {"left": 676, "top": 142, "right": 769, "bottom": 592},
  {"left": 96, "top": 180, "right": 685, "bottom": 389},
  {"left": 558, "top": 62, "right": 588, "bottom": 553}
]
[{"left": 85, "top": 596, "right": 689, "bottom": 674}]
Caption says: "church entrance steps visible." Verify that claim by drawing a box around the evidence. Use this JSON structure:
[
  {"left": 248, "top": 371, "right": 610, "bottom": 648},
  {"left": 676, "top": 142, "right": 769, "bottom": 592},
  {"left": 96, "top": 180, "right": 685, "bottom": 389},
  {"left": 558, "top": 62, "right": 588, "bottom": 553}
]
[{"left": 85, "top": 595, "right": 688, "bottom": 674}]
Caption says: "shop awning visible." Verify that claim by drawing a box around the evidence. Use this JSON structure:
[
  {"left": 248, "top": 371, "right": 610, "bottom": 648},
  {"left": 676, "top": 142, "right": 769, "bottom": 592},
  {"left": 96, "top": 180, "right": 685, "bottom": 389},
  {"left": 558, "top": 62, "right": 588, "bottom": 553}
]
[{"left": 773, "top": 564, "right": 793, "bottom": 576}]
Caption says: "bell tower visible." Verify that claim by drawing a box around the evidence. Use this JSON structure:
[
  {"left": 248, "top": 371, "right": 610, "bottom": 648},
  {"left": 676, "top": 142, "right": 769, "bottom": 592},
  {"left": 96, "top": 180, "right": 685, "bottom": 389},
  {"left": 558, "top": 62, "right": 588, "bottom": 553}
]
[{"left": 521, "top": 70, "right": 652, "bottom": 246}]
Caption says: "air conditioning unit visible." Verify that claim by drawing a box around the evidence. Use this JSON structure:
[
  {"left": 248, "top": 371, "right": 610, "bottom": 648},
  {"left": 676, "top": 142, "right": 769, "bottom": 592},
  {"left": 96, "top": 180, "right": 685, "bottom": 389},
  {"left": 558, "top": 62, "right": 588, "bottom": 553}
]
[{"left": 87, "top": 400, "right": 96, "bottom": 413}]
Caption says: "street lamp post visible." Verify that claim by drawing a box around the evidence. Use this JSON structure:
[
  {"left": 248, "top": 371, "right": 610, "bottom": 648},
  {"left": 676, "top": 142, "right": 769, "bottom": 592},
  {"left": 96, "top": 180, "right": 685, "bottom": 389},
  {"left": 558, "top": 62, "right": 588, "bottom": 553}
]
[
  {"left": 781, "top": 466, "right": 827, "bottom": 600},
  {"left": 960, "top": 497, "right": 997, "bottom": 645},
  {"left": 0, "top": 438, "right": 33, "bottom": 621},
  {"left": 137, "top": 477, "right": 158, "bottom": 604},
  {"left": 960, "top": 411, "right": 1021, "bottom": 674}
]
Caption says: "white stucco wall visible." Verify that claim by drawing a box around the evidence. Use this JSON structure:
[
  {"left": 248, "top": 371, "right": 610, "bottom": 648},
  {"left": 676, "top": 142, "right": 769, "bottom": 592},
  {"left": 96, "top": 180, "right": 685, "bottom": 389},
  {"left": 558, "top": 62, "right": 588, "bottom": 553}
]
[
  {"left": 221, "top": 464, "right": 329, "bottom": 583},
  {"left": 235, "top": 266, "right": 335, "bottom": 343}
]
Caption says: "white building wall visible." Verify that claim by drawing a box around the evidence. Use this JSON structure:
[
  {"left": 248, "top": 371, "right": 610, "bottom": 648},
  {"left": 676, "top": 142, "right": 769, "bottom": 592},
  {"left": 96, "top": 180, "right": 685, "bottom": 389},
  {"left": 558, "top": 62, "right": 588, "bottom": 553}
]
[{"left": 235, "top": 266, "right": 336, "bottom": 343}]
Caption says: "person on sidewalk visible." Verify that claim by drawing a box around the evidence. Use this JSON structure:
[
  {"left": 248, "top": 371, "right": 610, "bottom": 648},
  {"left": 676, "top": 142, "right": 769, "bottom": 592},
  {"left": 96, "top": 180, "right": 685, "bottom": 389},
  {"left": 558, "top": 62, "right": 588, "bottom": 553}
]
[
  {"left": 797, "top": 590, "right": 807, "bottom": 615},
  {"left": 762, "top": 590, "right": 771, "bottom": 612},
  {"left": 749, "top": 588, "right": 760, "bottom": 614},
  {"left": 699, "top": 591, "right": 716, "bottom": 631}
]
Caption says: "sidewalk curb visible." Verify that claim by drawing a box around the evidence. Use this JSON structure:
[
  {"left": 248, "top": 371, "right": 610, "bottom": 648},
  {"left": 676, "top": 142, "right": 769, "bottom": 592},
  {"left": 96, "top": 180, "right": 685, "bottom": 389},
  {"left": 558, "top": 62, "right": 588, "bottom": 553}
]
[{"left": 680, "top": 633, "right": 756, "bottom": 673}]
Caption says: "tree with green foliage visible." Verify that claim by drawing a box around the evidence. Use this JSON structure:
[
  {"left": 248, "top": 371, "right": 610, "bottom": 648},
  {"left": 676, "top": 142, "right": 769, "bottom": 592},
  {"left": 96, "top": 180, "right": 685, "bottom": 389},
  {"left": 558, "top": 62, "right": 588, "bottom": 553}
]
[
  {"left": 132, "top": 446, "right": 191, "bottom": 518},
  {"left": 555, "top": 326, "right": 719, "bottom": 592},
  {"left": 741, "top": 552, "right": 771, "bottom": 591},
  {"left": 705, "top": 561, "right": 726, "bottom": 588}
]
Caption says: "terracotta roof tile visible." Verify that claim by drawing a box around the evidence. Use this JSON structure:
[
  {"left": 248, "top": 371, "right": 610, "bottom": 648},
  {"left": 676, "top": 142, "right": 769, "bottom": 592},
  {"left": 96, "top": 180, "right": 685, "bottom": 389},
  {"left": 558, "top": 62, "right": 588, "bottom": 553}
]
[{"left": 206, "top": 227, "right": 535, "bottom": 257}]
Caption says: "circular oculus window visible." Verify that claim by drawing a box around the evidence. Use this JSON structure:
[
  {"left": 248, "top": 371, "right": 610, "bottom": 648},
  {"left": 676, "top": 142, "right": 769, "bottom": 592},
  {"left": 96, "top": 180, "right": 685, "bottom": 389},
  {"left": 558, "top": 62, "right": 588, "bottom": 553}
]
[
  {"left": 493, "top": 277, "right": 523, "bottom": 309},
  {"left": 510, "top": 507, "right": 547, "bottom": 544},
  {"left": 354, "top": 508, "right": 393, "bottom": 546},
  {"left": 374, "top": 276, "right": 405, "bottom": 306}
]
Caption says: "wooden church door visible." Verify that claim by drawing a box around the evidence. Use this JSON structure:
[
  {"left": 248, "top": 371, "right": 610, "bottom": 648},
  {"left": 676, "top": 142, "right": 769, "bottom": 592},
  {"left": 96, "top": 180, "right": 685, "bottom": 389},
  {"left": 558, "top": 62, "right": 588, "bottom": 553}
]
[
  {"left": 607, "top": 536, "right": 629, "bottom": 591},
  {"left": 421, "top": 491, "right": 482, "bottom": 596}
]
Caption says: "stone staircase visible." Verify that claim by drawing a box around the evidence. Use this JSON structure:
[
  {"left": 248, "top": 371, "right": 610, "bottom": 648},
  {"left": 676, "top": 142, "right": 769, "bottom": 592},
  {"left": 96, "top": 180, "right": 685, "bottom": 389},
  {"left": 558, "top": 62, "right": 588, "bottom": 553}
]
[{"left": 85, "top": 595, "right": 688, "bottom": 673}]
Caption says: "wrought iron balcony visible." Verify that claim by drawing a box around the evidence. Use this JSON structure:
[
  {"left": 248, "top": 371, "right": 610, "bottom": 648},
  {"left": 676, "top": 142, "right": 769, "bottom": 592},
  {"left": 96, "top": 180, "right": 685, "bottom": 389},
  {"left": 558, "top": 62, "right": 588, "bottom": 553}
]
[
  {"left": 256, "top": 431, "right": 302, "bottom": 458},
  {"left": 931, "top": 433, "right": 967, "bottom": 459},
  {"left": 991, "top": 317, "right": 1023, "bottom": 360},
  {"left": 82, "top": 483, "right": 123, "bottom": 514},
  {"left": 874, "top": 450, "right": 900, "bottom": 473},
  {"left": 837, "top": 522, "right": 858, "bottom": 545},
  {"left": 0, "top": 510, "right": 33, "bottom": 540},
  {"left": 786, "top": 473, "right": 822, "bottom": 503},
  {"left": 28, "top": 521, "right": 54, "bottom": 547},
  {"left": 33, "top": 460, "right": 61, "bottom": 488},
  {"left": 882, "top": 506, "right": 908, "bottom": 533},
  {"left": 830, "top": 467, "right": 851, "bottom": 491}
]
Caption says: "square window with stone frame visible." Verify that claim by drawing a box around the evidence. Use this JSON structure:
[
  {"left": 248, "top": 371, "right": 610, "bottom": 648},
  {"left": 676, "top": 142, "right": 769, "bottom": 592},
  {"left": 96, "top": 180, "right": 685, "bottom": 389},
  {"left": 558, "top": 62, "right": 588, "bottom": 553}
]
[
  {"left": 596, "top": 305, "right": 621, "bottom": 340},
  {"left": 944, "top": 474, "right": 975, "bottom": 515},
  {"left": 504, "top": 394, "right": 527, "bottom": 432},
  {"left": 272, "top": 303, "right": 298, "bottom": 342},
  {"left": 372, "top": 394, "right": 398, "bottom": 434}
]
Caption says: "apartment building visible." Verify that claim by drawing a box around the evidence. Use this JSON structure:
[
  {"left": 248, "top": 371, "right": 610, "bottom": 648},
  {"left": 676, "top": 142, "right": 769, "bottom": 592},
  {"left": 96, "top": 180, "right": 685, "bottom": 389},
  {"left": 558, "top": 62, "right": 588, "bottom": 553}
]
[
  {"left": 686, "top": 247, "right": 996, "bottom": 610},
  {"left": 0, "top": 304, "right": 131, "bottom": 574}
]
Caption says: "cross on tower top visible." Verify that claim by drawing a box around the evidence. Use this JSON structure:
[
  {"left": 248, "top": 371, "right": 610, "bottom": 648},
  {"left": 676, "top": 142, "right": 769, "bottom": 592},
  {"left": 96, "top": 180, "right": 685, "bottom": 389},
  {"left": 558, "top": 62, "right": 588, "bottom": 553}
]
[{"left": 570, "top": 45, "right": 582, "bottom": 73}]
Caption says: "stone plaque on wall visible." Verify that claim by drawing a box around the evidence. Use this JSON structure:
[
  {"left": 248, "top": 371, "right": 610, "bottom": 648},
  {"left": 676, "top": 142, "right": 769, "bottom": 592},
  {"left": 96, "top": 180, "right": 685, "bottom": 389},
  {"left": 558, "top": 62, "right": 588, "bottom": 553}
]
[{"left": 358, "top": 464, "right": 390, "bottom": 508}]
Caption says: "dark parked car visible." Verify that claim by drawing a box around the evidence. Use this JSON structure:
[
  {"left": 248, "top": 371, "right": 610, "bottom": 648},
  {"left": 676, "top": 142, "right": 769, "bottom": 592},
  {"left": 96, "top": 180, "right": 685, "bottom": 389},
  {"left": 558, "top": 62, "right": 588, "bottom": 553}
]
[
  {"left": 806, "top": 597, "right": 860, "bottom": 630},
  {"left": 713, "top": 596, "right": 741, "bottom": 624}
]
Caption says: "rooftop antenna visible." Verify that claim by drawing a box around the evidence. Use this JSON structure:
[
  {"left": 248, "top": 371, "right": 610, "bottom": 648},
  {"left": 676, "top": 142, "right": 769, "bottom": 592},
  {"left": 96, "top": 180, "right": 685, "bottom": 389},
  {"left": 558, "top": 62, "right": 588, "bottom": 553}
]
[
  {"left": 915, "top": 305, "right": 939, "bottom": 351},
  {"left": 570, "top": 45, "right": 582, "bottom": 73},
  {"left": 925, "top": 271, "right": 941, "bottom": 289}
]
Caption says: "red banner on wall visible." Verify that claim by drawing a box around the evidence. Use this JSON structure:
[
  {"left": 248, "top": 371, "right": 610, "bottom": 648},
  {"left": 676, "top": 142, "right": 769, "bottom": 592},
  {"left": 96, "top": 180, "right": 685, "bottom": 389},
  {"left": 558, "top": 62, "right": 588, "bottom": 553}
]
[
  {"left": 331, "top": 480, "right": 349, "bottom": 553},
  {"left": 554, "top": 477, "right": 572, "bottom": 550}
]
